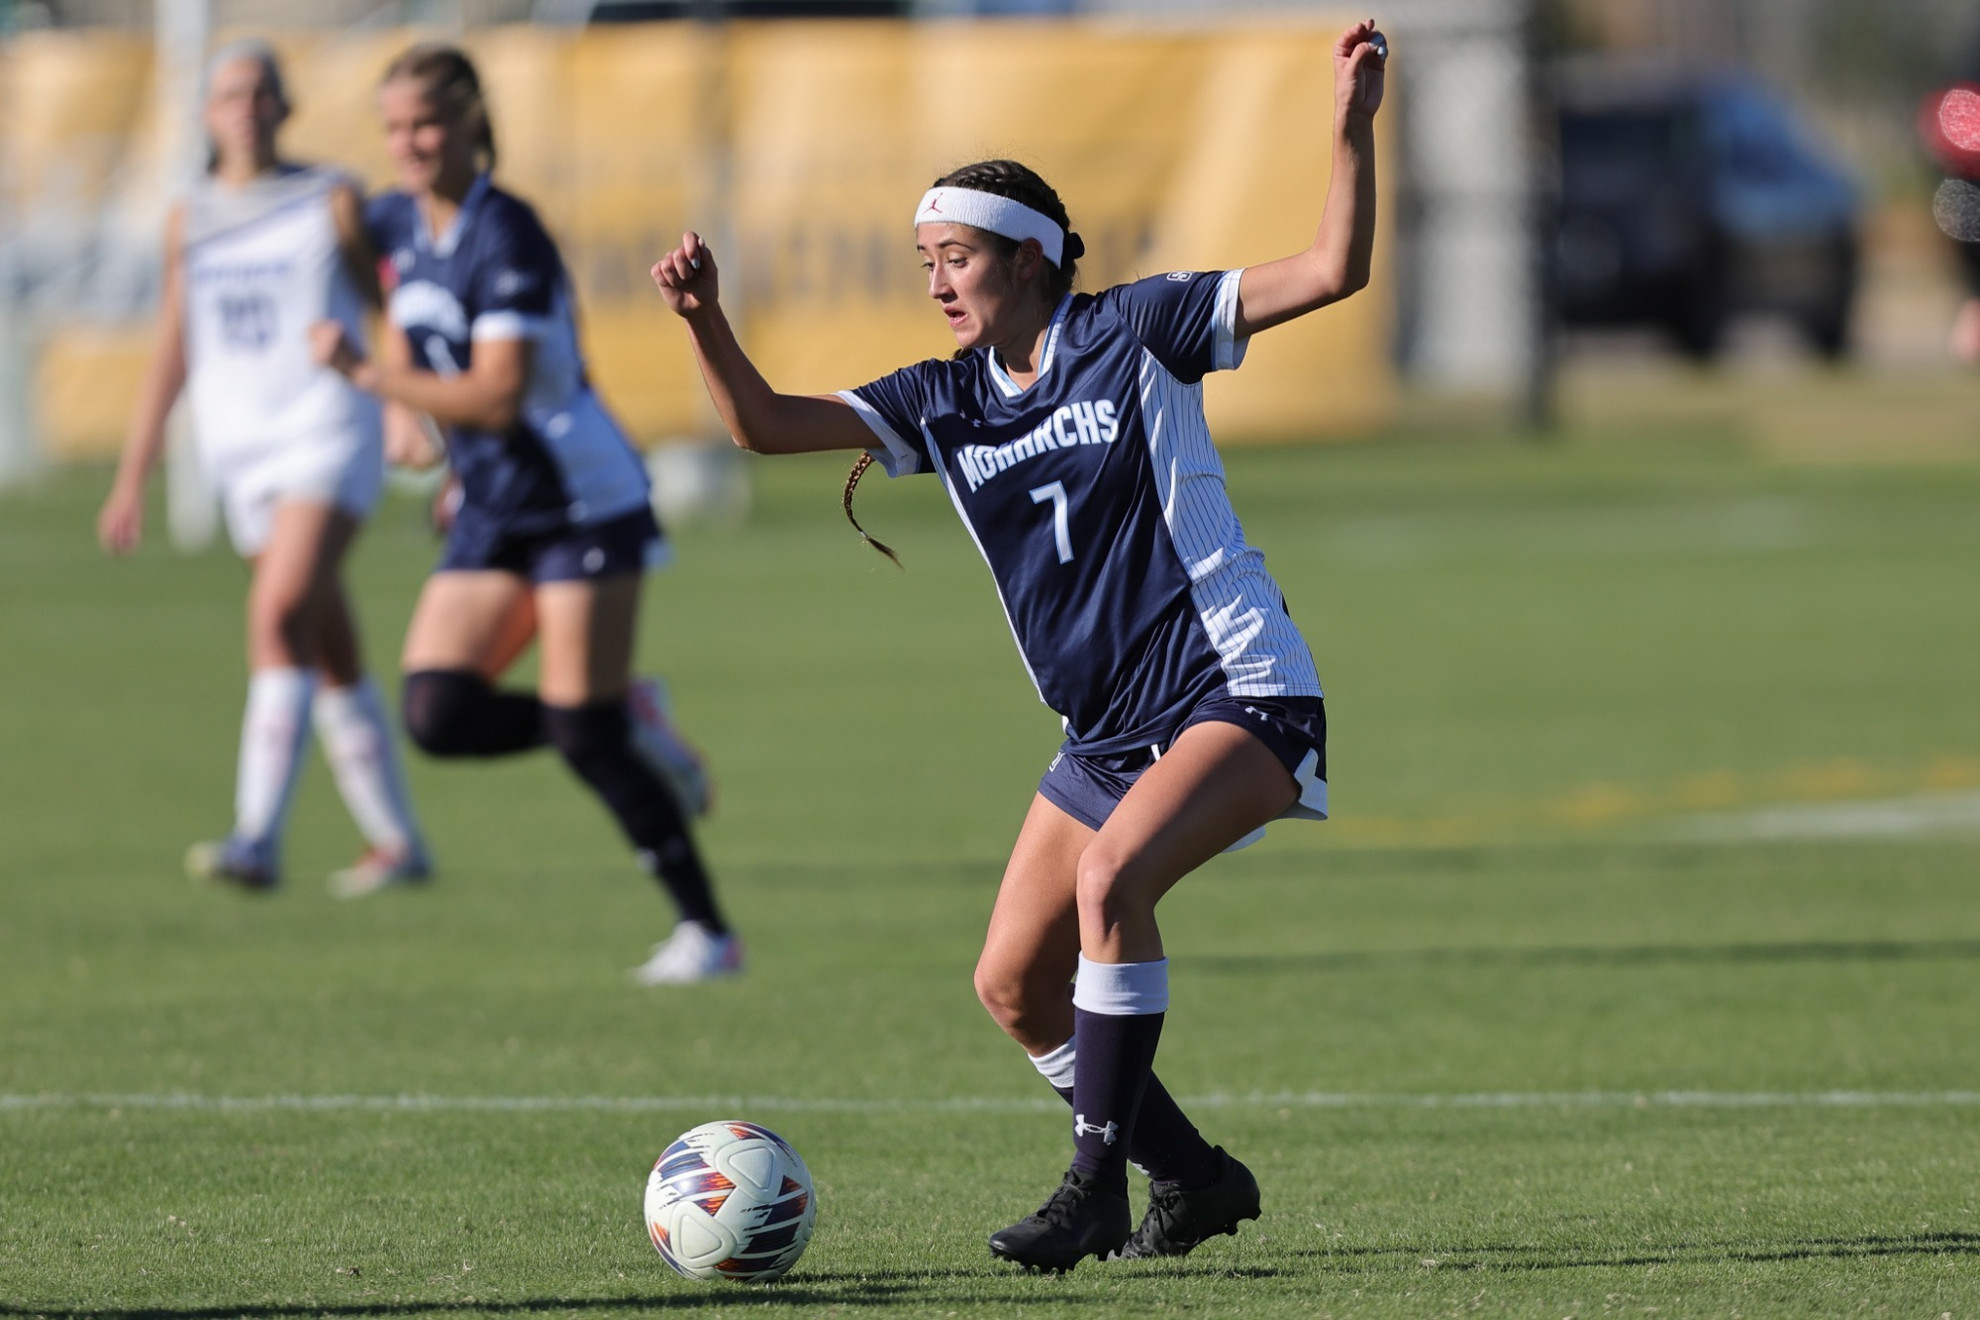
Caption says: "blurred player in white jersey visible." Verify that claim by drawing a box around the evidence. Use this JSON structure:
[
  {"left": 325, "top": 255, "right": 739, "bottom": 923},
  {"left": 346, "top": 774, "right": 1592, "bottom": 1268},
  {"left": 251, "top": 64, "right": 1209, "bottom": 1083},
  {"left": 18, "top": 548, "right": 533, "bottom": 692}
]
[
  {"left": 310, "top": 45, "right": 736, "bottom": 983},
  {"left": 98, "top": 41, "right": 429, "bottom": 896},
  {"left": 654, "top": 20, "right": 1386, "bottom": 1269}
]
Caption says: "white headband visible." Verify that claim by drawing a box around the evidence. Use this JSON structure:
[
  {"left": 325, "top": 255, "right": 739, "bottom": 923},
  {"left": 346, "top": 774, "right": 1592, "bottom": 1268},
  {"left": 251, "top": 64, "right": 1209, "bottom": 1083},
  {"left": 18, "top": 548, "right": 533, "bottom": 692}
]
[{"left": 915, "top": 187, "right": 1065, "bottom": 268}]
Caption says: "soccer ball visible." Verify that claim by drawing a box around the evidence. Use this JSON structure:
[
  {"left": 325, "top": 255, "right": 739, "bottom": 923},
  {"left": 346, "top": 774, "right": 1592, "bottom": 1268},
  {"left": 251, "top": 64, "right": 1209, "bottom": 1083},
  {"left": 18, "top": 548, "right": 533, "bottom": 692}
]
[{"left": 644, "top": 1120, "right": 816, "bottom": 1283}]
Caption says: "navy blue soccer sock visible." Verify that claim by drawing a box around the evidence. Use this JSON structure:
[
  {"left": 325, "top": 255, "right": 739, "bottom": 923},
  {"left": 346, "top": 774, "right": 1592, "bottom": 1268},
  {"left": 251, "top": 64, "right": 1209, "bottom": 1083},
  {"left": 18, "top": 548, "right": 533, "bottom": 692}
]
[
  {"left": 543, "top": 700, "right": 727, "bottom": 934},
  {"left": 1037, "top": 1058, "right": 1220, "bottom": 1189},
  {"left": 1068, "top": 956, "right": 1169, "bottom": 1196}
]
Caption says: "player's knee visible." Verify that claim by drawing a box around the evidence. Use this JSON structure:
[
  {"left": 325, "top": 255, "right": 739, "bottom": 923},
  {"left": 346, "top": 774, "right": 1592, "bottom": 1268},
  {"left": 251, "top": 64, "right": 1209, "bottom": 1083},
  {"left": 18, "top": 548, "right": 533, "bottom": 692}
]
[
  {"left": 974, "top": 957, "right": 1024, "bottom": 1027},
  {"left": 1073, "top": 845, "right": 1124, "bottom": 919},
  {"left": 974, "top": 956, "right": 1063, "bottom": 1038},
  {"left": 247, "top": 595, "right": 314, "bottom": 666},
  {"left": 1074, "top": 844, "right": 1152, "bottom": 933},
  {"left": 401, "top": 669, "right": 485, "bottom": 757}
]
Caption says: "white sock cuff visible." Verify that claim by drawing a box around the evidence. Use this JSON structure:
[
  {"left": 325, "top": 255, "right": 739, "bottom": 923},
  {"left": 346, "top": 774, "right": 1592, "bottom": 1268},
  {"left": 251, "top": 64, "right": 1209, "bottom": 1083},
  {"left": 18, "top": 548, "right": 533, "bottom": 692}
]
[
  {"left": 312, "top": 677, "right": 378, "bottom": 722},
  {"left": 1028, "top": 1039, "right": 1077, "bottom": 1091},
  {"left": 251, "top": 666, "right": 313, "bottom": 700},
  {"left": 1071, "top": 954, "right": 1170, "bottom": 1015}
]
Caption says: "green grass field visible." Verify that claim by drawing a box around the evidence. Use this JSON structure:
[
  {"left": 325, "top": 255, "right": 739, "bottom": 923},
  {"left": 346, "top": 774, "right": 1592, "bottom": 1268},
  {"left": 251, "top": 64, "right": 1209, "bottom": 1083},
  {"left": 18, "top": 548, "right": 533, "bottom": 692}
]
[{"left": 4, "top": 414, "right": 1979, "bottom": 1317}]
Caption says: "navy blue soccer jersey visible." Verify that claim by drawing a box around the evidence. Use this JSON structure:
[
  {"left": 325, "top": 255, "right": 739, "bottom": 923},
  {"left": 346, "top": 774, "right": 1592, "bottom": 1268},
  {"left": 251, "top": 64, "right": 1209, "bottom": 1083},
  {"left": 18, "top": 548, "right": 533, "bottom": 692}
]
[
  {"left": 367, "top": 175, "right": 651, "bottom": 536},
  {"left": 839, "top": 268, "right": 1322, "bottom": 753}
]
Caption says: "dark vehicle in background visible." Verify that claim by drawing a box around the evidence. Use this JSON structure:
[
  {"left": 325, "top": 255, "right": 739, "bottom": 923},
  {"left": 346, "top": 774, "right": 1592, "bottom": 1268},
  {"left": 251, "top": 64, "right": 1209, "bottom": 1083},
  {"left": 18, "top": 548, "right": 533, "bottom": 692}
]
[{"left": 1553, "top": 70, "right": 1862, "bottom": 360}]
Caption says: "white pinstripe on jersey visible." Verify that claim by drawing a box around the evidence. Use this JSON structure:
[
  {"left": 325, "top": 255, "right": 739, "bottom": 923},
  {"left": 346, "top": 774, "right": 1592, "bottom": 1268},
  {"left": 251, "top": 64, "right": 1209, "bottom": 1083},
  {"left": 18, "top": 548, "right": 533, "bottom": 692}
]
[{"left": 1138, "top": 271, "right": 1322, "bottom": 701}]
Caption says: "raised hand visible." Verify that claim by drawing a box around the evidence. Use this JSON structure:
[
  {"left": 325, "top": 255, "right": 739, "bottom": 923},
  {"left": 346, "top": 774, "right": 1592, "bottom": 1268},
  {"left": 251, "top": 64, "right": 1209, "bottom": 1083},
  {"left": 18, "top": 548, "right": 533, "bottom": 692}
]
[
  {"left": 1335, "top": 19, "right": 1387, "bottom": 123},
  {"left": 651, "top": 231, "right": 720, "bottom": 317}
]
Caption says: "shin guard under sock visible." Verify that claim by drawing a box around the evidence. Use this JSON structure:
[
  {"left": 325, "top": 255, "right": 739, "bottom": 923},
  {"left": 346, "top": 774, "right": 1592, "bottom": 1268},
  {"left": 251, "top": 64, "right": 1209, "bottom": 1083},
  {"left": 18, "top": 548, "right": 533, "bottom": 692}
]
[
  {"left": 543, "top": 699, "right": 726, "bottom": 933},
  {"left": 1068, "top": 955, "right": 1169, "bottom": 1196},
  {"left": 1031, "top": 1042, "right": 1220, "bottom": 1188},
  {"left": 233, "top": 667, "right": 316, "bottom": 861}
]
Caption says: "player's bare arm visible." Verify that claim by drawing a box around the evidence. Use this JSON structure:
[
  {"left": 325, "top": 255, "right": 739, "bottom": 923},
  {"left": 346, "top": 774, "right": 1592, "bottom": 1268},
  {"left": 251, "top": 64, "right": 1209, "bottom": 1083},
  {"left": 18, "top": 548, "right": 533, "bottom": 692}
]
[
  {"left": 326, "top": 184, "right": 442, "bottom": 466},
  {"left": 1233, "top": 19, "right": 1385, "bottom": 338},
  {"left": 651, "top": 231, "right": 873, "bottom": 456},
  {"left": 310, "top": 319, "right": 531, "bottom": 434},
  {"left": 376, "top": 324, "right": 446, "bottom": 469},
  {"left": 327, "top": 182, "right": 384, "bottom": 310},
  {"left": 99, "top": 202, "right": 190, "bottom": 555}
]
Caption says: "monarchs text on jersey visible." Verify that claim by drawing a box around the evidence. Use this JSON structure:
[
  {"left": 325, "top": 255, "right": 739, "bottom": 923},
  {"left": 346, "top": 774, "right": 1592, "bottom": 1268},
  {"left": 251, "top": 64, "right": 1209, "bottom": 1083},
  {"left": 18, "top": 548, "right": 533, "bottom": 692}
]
[
  {"left": 367, "top": 175, "right": 649, "bottom": 535},
  {"left": 839, "top": 269, "right": 1322, "bottom": 753}
]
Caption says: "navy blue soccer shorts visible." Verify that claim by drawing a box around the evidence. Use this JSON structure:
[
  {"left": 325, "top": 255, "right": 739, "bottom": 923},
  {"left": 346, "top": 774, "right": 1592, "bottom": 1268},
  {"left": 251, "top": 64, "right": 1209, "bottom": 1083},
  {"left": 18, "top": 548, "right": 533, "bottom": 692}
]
[
  {"left": 1037, "top": 694, "right": 1328, "bottom": 848},
  {"left": 437, "top": 506, "right": 667, "bottom": 584}
]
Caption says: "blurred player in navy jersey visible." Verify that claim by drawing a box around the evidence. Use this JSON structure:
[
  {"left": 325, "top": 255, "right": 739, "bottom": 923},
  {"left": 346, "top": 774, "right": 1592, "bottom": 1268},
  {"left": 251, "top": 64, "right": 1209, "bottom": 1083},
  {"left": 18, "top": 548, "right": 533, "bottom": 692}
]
[
  {"left": 99, "top": 40, "right": 429, "bottom": 896},
  {"left": 312, "top": 44, "right": 737, "bottom": 983},
  {"left": 654, "top": 19, "right": 1387, "bottom": 1269}
]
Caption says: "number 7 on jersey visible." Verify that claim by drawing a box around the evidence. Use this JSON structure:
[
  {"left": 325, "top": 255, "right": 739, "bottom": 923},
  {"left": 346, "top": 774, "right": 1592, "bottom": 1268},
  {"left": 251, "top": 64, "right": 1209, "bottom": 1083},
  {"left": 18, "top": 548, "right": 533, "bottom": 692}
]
[{"left": 1029, "top": 480, "right": 1074, "bottom": 564}]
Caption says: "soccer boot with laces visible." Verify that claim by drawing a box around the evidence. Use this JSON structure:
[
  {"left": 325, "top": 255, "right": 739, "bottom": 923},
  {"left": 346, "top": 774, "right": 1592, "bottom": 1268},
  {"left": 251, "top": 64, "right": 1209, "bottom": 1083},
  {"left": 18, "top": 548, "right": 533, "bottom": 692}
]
[
  {"left": 987, "top": 1166, "right": 1132, "bottom": 1272},
  {"left": 185, "top": 837, "right": 278, "bottom": 892},
  {"left": 1108, "top": 1146, "right": 1261, "bottom": 1259}
]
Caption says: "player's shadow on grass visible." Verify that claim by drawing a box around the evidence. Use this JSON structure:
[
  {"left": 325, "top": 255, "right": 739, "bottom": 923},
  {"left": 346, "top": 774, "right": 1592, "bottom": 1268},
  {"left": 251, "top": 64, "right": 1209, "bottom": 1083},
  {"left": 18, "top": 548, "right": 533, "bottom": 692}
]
[
  {"left": 1192, "top": 938, "right": 1980, "bottom": 975},
  {"left": 0, "top": 1267, "right": 1181, "bottom": 1320},
  {"left": 0, "top": 1282, "right": 913, "bottom": 1320},
  {"left": 1288, "top": 1230, "right": 1980, "bottom": 1272}
]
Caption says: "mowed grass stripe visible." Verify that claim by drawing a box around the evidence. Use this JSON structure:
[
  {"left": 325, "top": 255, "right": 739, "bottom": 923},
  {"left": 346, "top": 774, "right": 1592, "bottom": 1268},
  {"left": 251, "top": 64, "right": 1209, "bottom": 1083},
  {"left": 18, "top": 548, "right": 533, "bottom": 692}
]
[{"left": 8, "top": 1089, "right": 1980, "bottom": 1113}]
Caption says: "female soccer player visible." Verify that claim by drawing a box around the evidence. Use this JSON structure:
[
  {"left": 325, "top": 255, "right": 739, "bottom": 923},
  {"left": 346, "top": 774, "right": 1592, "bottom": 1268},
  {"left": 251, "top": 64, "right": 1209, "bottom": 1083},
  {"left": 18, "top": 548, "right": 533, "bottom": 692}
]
[
  {"left": 311, "top": 43, "right": 735, "bottom": 983},
  {"left": 653, "top": 20, "right": 1386, "bottom": 1267},
  {"left": 98, "top": 40, "right": 429, "bottom": 896}
]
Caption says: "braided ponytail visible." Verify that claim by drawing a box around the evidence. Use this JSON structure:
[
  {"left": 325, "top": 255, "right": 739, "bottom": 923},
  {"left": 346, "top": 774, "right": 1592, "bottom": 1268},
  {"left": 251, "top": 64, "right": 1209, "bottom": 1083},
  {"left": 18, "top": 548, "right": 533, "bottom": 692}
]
[{"left": 842, "top": 452, "right": 900, "bottom": 568}]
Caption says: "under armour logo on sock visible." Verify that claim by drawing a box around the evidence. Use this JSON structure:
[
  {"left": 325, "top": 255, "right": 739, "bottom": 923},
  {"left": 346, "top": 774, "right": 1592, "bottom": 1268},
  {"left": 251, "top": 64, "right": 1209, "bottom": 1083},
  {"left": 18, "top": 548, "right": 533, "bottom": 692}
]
[{"left": 1074, "top": 1113, "right": 1119, "bottom": 1145}]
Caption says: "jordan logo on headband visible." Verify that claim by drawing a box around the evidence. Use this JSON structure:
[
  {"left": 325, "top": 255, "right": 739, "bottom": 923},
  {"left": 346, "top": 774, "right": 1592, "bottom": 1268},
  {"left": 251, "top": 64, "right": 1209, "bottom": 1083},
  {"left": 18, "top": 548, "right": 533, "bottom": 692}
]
[{"left": 914, "top": 186, "right": 1067, "bottom": 268}]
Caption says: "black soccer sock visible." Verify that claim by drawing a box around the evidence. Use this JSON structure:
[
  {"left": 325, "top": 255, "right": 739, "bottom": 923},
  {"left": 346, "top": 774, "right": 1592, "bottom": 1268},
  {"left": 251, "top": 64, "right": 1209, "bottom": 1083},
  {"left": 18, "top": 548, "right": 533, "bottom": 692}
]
[
  {"left": 1123, "top": 1073, "right": 1221, "bottom": 1187},
  {"left": 1069, "top": 1004, "right": 1164, "bottom": 1196},
  {"left": 1050, "top": 1070, "right": 1220, "bottom": 1188},
  {"left": 1066, "top": 955, "right": 1175, "bottom": 1194},
  {"left": 401, "top": 669, "right": 547, "bottom": 758},
  {"left": 543, "top": 700, "right": 727, "bottom": 934}
]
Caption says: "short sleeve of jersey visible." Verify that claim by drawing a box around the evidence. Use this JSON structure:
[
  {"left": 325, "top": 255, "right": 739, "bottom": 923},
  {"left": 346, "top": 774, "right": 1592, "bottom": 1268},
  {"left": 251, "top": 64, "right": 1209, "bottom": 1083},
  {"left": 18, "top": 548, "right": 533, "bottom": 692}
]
[
  {"left": 1094, "top": 269, "right": 1249, "bottom": 384},
  {"left": 466, "top": 201, "right": 560, "bottom": 342},
  {"left": 835, "top": 360, "right": 947, "bottom": 477}
]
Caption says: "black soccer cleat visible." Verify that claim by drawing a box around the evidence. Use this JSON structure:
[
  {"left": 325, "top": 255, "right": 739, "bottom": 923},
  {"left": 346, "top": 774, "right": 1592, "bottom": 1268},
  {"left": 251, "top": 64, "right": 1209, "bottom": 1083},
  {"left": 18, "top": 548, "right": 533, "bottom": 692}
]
[
  {"left": 1108, "top": 1146, "right": 1261, "bottom": 1260},
  {"left": 988, "top": 1166, "right": 1133, "bottom": 1272}
]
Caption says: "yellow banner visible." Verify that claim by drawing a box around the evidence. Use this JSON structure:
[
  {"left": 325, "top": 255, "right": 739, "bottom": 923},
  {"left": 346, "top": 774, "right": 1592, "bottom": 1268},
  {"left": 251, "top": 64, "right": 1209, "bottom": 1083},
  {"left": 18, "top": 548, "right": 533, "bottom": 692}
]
[{"left": 13, "top": 20, "right": 1393, "bottom": 457}]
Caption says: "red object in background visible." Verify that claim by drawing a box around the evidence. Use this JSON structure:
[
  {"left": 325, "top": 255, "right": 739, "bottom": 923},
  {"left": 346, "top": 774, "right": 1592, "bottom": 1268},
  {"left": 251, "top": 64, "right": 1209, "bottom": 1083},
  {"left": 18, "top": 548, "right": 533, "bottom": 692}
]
[{"left": 1920, "top": 84, "right": 1980, "bottom": 177}]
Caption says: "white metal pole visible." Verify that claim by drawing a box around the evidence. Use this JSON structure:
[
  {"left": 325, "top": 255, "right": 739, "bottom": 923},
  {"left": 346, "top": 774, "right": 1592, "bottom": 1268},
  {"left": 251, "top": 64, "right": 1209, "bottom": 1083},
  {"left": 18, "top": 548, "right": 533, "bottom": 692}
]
[
  {"left": 158, "top": 0, "right": 218, "bottom": 553},
  {"left": 0, "top": 49, "right": 38, "bottom": 491}
]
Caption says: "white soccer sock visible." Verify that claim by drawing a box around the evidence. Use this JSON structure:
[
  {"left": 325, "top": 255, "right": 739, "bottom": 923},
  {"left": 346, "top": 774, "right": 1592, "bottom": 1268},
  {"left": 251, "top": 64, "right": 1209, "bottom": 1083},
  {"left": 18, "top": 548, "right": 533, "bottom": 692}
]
[
  {"left": 313, "top": 677, "right": 422, "bottom": 854},
  {"left": 233, "top": 667, "right": 316, "bottom": 858},
  {"left": 1028, "top": 1038, "right": 1078, "bottom": 1092}
]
